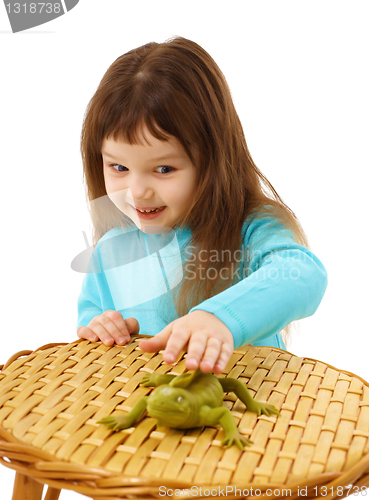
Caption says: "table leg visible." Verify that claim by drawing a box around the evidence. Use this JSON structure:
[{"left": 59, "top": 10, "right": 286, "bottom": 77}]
[
  {"left": 12, "top": 472, "right": 44, "bottom": 500},
  {"left": 44, "top": 487, "right": 62, "bottom": 500}
]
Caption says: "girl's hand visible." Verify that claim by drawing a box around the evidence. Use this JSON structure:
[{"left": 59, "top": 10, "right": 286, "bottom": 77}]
[
  {"left": 138, "top": 310, "right": 234, "bottom": 374},
  {"left": 77, "top": 310, "right": 140, "bottom": 346}
]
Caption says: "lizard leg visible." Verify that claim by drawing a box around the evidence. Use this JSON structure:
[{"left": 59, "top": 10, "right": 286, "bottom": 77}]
[
  {"left": 98, "top": 396, "right": 149, "bottom": 431},
  {"left": 200, "top": 406, "right": 252, "bottom": 449},
  {"left": 140, "top": 373, "right": 177, "bottom": 387},
  {"left": 218, "top": 377, "right": 280, "bottom": 417}
]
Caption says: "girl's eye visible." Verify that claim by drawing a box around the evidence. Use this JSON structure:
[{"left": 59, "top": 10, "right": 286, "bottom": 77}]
[
  {"left": 111, "top": 164, "right": 127, "bottom": 172},
  {"left": 156, "top": 166, "right": 174, "bottom": 174}
]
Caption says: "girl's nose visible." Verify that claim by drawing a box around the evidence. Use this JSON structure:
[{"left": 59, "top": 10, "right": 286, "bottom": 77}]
[{"left": 129, "top": 175, "right": 154, "bottom": 200}]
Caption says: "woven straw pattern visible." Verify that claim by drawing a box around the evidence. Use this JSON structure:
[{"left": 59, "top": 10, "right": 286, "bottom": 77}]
[{"left": 0, "top": 336, "right": 369, "bottom": 499}]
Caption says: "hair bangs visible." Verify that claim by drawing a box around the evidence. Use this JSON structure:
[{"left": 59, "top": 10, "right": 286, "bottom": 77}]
[
  {"left": 104, "top": 106, "right": 171, "bottom": 146},
  {"left": 101, "top": 93, "right": 198, "bottom": 169}
]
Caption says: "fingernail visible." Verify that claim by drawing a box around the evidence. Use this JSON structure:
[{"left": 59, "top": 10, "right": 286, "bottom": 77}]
[
  {"left": 214, "top": 364, "right": 223, "bottom": 374},
  {"left": 186, "top": 358, "right": 198, "bottom": 368},
  {"left": 199, "top": 361, "right": 212, "bottom": 373},
  {"left": 165, "top": 353, "right": 175, "bottom": 363}
]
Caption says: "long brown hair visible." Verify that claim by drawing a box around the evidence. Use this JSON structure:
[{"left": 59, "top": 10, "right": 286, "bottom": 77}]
[{"left": 80, "top": 36, "right": 308, "bottom": 346}]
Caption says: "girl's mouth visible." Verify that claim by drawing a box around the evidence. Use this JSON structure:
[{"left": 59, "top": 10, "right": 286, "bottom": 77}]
[{"left": 131, "top": 205, "right": 166, "bottom": 220}]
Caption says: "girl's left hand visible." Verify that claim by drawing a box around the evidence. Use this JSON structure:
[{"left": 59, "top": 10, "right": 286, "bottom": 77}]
[{"left": 138, "top": 310, "right": 234, "bottom": 374}]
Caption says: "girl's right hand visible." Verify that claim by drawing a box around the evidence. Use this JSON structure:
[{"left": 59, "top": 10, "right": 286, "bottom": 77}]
[{"left": 77, "top": 310, "right": 140, "bottom": 346}]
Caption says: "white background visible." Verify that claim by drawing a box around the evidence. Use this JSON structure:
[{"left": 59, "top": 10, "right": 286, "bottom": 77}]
[{"left": 0, "top": 1, "right": 368, "bottom": 498}]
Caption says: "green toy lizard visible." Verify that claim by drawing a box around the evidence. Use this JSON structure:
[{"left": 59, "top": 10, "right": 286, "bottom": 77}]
[
  {"left": 98, "top": 369, "right": 280, "bottom": 449},
  {"left": 98, "top": 369, "right": 280, "bottom": 450}
]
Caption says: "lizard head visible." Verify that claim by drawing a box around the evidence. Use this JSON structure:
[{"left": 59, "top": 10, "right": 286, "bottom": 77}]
[{"left": 147, "top": 385, "right": 193, "bottom": 427}]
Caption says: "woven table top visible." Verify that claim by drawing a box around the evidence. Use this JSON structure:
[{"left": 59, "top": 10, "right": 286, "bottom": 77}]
[{"left": 0, "top": 336, "right": 369, "bottom": 499}]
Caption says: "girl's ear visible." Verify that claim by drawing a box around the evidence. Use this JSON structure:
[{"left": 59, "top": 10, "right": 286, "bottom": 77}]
[{"left": 169, "top": 368, "right": 202, "bottom": 388}]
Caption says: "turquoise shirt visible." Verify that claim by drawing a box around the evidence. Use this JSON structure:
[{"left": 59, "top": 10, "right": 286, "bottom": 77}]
[{"left": 77, "top": 215, "right": 328, "bottom": 350}]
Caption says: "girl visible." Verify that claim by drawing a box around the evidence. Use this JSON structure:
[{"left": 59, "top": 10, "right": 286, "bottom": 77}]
[{"left": 76, "top": 36, "right": 328, "bottom": 374}]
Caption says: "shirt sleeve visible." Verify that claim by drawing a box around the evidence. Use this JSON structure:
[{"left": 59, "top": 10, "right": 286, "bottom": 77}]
[{"left": 189, "top": 216, "right": 328, "bottom": 348}]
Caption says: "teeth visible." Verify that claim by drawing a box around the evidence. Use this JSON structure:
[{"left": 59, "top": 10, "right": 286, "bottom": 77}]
[{"left": 137, "top": 207, "right": 163, "bottom": 213}]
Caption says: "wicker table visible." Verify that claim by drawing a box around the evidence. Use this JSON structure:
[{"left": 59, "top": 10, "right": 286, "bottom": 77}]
[{"left": 0, "top": 336, "right": 369, "bottom": 500}]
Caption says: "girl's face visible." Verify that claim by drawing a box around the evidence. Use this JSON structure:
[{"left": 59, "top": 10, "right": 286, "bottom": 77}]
[{"left": 102, "top": 127, "right": 197, "bottom": 232}]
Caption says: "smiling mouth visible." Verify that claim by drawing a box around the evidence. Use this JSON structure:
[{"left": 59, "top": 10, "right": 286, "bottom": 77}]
[{"left": 131, "top": 205, "right": 166, "bottom": 213}]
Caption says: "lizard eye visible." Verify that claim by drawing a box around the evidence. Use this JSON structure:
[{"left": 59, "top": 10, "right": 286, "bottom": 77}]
[{"left": 177, "top": 396, "right": 183, "bottom": 403}]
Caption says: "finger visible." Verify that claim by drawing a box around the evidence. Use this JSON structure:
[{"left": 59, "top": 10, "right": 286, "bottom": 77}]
[
  {"left": 97, "top": 311, "right": 131, "bottom": 345},
  {"left": 77, "top": 326, "right": 98, "bottom": 342},
  {"left": 163, "top": 325, "right": 192, "bottom": 365},
  {"left": 184, "top": 332, "right": 208, "bottom": 371},
  {"left": 138, "top": 323, "right": 174, "bottom": 353},
  {"left": 103, "top": 310, "right": 130, "bottom": 343},
  {"left": 87, "top": 319, "right": 115, "bottom": 346},
  {"left": 212, "top": 341, "right": 233, "bottom": 374},
  {"left": 198, "top": 336, "right": 223, "bottom": 373},
  {"left": 124, "top": 317, "right": 140, "bottom": 335}
]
